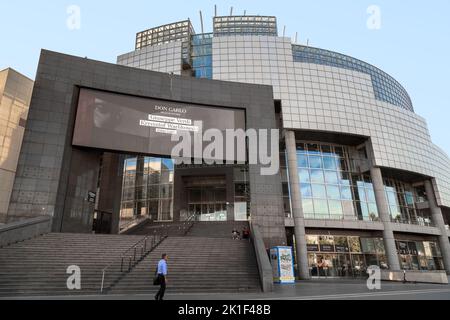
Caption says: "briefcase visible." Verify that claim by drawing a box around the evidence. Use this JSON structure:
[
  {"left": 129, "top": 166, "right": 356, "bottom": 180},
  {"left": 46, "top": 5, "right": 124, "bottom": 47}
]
[{"left": 153, "top": 269, "right": 160, "bottom": 286}]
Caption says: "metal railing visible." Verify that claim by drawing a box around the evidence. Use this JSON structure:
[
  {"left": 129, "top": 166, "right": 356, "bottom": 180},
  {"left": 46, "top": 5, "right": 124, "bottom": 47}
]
[
  {"left": 183, "top": 213, "right": 196, "bottom": 235},
  {"left": 100, "top": 233, "right": 167, "bottom": 293},
  {"left": 118, "top": 215, "right": 149, "bottom": 234},
  {"left": 99, "top": 215, "right": 196, "bottom": 293},
  {"left": 147, "top": 215, "right": 196, "bottom": 238},
  {"left": 390, "top": 216, "right": 435, "bottom": 227}
]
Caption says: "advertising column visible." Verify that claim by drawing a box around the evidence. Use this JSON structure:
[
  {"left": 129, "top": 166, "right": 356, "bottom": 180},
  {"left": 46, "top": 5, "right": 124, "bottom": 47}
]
[{"left": 270, "top": 246, "right": 296, "bottom": 284}]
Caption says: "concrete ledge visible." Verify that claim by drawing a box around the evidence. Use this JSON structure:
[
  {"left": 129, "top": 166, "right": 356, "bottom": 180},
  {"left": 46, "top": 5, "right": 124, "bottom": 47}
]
[
  {"left": 250, "top": 223, "right": 274, "bottom": 293},
  {"left": 391, "top": 223, "right": 441, "bottom": 236},
  {"left": 303, "top": 219, "right": 384, "bottom": 231},
  {"left": 381, "top": 270, "right": 448, "bottom": 284},
  {"left": 0, "top": 216, "right": 52, "bottom": 247},
  {"left": 286, "top": 218, "right": 442, "bottom": 237}
]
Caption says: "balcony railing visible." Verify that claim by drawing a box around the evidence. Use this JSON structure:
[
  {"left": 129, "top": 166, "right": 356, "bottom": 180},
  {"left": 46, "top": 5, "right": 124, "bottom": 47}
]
[
  {"left": 288, "top": 212, "right": 380, "bottom": 223},
  {"left": 390, "top": 216, "right": 435, "bottom": 228},
  {"left": 286, "top": 212, "right": 436, "bottom": 227}
]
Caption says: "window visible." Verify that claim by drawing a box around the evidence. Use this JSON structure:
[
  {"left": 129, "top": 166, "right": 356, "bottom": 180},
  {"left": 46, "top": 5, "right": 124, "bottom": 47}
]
[
  {"left": 309, "top": 156, "right": 323, "bottom": 169},
  {"left": 292, "top": 143, "right": 378, "bottom": 222},
  {"left": 120, "top": 157, "right": 175, "bottom": 229},
  {"left": 385, "top": 178, "right": 433, "bottom": 226},
  {"left": 310, "top": 170, "right": 324, "bottom": 183},
  {"left": 299, "top": 169, "right": 311, "bottom": 183},
  {"left": 396, "top": 240, "right": 443, "bottom": 271},
  {"left": 312, "top": 184, "right": 327, "bottom": 199},
  {"left": 326, "top": 185, "right": 341, "bottom": 200},
  {"left": 324, "top": 171, "right": 339, "bottom": 184},
  {"left": 301, "top": 184, "right": 313, "bottom": 198}
]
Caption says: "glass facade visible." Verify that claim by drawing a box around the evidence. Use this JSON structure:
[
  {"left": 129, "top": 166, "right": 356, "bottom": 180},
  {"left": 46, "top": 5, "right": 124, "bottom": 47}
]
[
  {"left": 305, "top": 235, "right": 444, "bottom": 277},
  {"left": 187, "top": 183, "right": 227, "bottom": 222},
  {"left": 384, "top": 179, "right": 433, "bottom": 226},
  {"left": 213, "top": 16, "right": 278, "bottom": 37},
  {"left": 119, "top": 158, "right": 251, "bottom": 228},
  {"left": 396, "top": 240, "right": 444, "bottom": 271},
  {"left": 292, "top": 142, "right": 379, "bottom": 222},
  {"left": 136, "top": 20, "right": 195, "bottom": 49},
  {"left": 120, "top": 156, "right": 174, "bottom": 230},
  {"left": 292, "top": 45, "right": 414, "bottom": 112},
  {"left": 306, "top": 235, "right": 387, "bottom": 277},
  {"left": 191, "top": 33, "right": 213, "bottom": 79}
]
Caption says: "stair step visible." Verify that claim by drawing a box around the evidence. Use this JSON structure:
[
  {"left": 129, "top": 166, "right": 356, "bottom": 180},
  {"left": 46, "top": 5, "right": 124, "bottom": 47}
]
[{"left": 0, "top": 223, "right": 262, "bottom": 297}]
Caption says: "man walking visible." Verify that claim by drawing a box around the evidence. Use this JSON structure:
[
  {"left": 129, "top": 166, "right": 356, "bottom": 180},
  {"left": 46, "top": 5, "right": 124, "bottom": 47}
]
[{"left": 155, "top": 253, "right": 168, "bottom": 301}]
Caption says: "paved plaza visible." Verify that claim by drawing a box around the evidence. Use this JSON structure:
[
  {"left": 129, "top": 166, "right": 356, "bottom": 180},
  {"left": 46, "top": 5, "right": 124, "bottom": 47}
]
[{"left": 2, "top": 279, "right": 450, "bottom": 300}]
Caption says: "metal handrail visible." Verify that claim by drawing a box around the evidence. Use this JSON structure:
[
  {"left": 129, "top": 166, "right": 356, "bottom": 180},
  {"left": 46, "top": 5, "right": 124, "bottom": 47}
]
[
  {"left": 100, "top": 232, "right": 167, "bottom": 293},
  {"left": 183, "top": 213, "right": 197, "bottom": 235},
  {"left": 119, "top": 215, "right": 149, "bottom": 233},
  {"left": 150, "top": 214, "right": 196, "bottom": 237},
  {"left": 99, "top": 215, "right": 196, "bottom": 293}
]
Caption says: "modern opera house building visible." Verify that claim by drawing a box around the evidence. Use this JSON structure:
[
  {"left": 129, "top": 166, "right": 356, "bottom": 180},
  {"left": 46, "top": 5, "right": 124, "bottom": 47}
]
[{"left": 5, "top": 15, "right": 450, "bottom": 280}]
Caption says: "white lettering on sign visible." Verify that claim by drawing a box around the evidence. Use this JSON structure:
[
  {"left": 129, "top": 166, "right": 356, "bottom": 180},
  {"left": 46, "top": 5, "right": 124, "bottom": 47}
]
[
  {"left": 154, "top": 105, "right": 187, "bottom": 114},
  {"left": 148, "top": 114, "right": 192, "bottom": 125},
  {"left": 139, "top": 118, "right": 200, "bottom": 133},
  {"left": 156, "top": 128, "right": 178, "bottom": 135}
]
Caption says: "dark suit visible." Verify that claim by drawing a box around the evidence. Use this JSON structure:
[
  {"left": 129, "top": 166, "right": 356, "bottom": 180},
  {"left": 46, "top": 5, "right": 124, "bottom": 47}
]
[{"left": 155, "top": 274, "right": 166, "bottom": 300}]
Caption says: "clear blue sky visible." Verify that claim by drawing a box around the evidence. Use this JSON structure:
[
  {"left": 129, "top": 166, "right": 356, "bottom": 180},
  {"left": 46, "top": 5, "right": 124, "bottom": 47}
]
[{"left": 1, "top": 0, "right": 449, "bottom": 155}]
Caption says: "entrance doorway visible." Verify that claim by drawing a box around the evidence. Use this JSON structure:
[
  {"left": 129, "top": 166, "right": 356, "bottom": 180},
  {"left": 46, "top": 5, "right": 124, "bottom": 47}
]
[
  {"left": 308, "top": 253, "right": 366, "bottom": 278},
  {"left": 185, "top": 176, "right": 228, "bottom": 222},
  {"left": 93, "top": 210, "right": 112, "bottom": 234},
  {"left": 188, "top": 203, "right": 227, "bottom": 222}
]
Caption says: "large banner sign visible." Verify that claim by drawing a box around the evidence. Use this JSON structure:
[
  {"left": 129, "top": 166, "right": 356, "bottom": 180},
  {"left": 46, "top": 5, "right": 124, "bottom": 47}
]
[{"left": 72, "top": 88, "right": 246, "bottom": 159}]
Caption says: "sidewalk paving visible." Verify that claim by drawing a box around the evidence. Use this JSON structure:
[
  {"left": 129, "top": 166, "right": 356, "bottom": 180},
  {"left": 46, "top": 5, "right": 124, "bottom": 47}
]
[{"left": 2, "top": 279, "right": 450, "bottom": 300}]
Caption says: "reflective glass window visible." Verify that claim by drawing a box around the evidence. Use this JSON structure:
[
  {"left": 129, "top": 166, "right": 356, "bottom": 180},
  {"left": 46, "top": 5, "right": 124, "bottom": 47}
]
[
  {"left": 312, "top": 184, "right": 327, "bottom": 198},
  {"left": 326, "top": 185, "right": 341, "bottom": 200},
  {"left": 301, "top": 184, "right": 313, "bottom": 198},
  {"left": 309, "top": 156, "right": 322, "bottom": 169},
  {"left": 310, "top": 169, "right": 324, "bottom": 183}
]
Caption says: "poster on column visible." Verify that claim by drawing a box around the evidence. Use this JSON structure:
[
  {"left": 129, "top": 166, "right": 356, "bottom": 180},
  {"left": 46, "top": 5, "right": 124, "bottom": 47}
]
[{"left": 270, "top": 246, "right": 295, "bottom": 284}]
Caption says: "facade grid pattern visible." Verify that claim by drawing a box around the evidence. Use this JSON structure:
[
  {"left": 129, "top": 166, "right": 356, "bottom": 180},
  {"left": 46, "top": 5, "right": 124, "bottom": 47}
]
[
  {"left": 136, "top": 20, "right": 195, "bottom": 49},
  {"left": 191, "top": 33, "right": 213, "bottom": 79},
  {"left": 292, "top": 45, "right": 414, "bottom": 112},
  {"left": 117, "top": 41, "right": 183, "bottom": 75},
  {"left": 213, "top": 16, "right": 277, "bottom": 37},
  {"left": 211, "top": 35, "right": 450, "bottom": 208}
]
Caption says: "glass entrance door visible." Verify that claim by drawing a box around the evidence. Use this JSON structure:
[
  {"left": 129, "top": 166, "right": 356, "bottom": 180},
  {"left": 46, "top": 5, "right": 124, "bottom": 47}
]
[
  {"left": 187, "top": 187, "right": 227, "bottom": 222},
  {"left": 188, "top": 202, "right": 227, "bottom": 221}
]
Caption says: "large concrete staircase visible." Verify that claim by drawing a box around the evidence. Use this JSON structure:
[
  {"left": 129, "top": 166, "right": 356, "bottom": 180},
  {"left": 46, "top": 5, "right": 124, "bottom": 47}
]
[
  {"left": 110, "top": 221, "right": 261, "bottom": 294},
  {"left": 0, "top": 233, "right": 145, "bottom": 297},
  {"left": 0, "top": 221, "right": 262, "bottom": 297}
]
